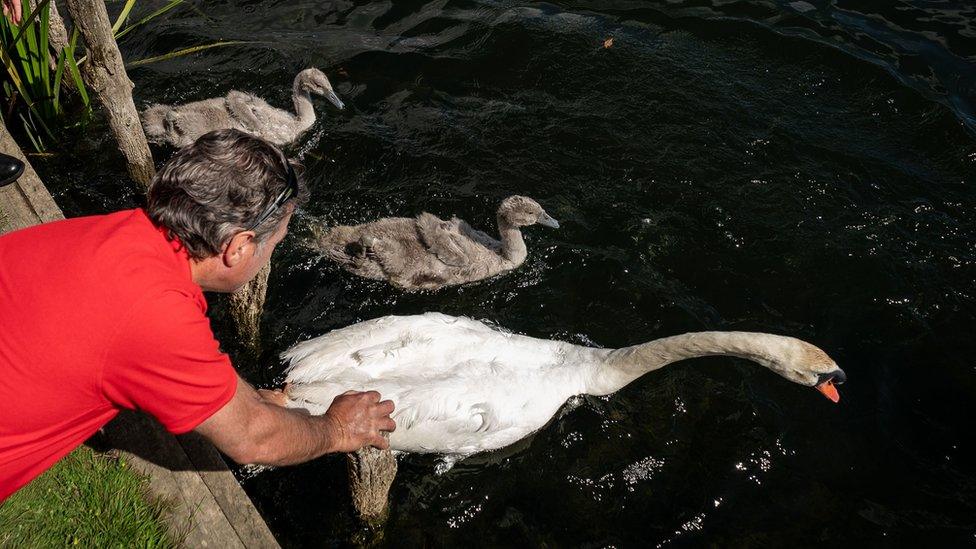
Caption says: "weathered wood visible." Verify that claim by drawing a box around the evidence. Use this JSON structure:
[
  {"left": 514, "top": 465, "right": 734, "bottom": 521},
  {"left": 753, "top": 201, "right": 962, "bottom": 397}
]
[
  {"left": 102, "top": 411, "right": 280, "bottom": 549},
  {"left": 45, "top": 0, "right": 69, "bottom": 56},
  {"left": 177, "top": 431, "right": 280, "bottom": 548},
  {"left": 347, "top": 441, "right": 397, "bottom": 527},
  {"left": 229, "top": 262, "right": 270, "bottom": 352},
  {"left": 63, "top": 0, "right": 155, "bottom": 190},
  {"left": 29, "top": 0, "right": 69, "bottom": 61},
  {"left": 0, "top": 118, "right": 64, "bottom": 234}
]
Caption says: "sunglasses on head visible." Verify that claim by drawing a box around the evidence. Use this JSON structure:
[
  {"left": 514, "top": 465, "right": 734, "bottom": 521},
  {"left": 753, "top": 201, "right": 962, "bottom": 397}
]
[{"left": 244, "top": 163, "right": 298, "bottom": 232}]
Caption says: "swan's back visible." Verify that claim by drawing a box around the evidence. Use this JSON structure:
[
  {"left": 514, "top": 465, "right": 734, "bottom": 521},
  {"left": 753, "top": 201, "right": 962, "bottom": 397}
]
[{"left": 282, "top": 313, "right": 594, "bottom": 454}]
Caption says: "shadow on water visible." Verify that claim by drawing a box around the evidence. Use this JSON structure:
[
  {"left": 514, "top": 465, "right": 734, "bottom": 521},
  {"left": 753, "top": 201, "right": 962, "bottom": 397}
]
[{"left": 35, "top": 0, "right": 976, "bottom": 546}]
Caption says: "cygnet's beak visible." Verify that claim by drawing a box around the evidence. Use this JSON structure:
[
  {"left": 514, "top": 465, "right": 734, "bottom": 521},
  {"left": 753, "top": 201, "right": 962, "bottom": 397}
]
[
  {"left": 814, "top": 369, "right": 847, "bottom": 403},
  {"left": 324, "top": 89, "right": 345, "bottom": 110},
  {"left": 537, "top": 212, "right": 560, "bottom": 228}
]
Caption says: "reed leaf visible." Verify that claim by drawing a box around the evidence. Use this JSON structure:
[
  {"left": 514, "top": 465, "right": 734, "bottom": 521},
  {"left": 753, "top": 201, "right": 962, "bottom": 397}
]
[
  {"left": 37, "top": 1, "right": 50, "bottom": 119},
  {"left": 18, "top": 112, "right": 44, "bottom": 151},
  {"left": 6, "top": 0, "right": 50, "bottom": 54},
  {"left": 62, "top": 30, "right": 88, "bottom": 107},
  {"left": 111, "top": 0, "right": 138, "bottom": 34},
  {"left": 126, "top": 40, "right": 253, "bottom": 68},
  {"left": 52, "top": 47, "right": 65, "bottom": 111},
  {"left": 0, "top": 29, "right": 33, "bottom": 105},
  {"left": 114, "top": 0, "right": 183, "bottom": 41}
]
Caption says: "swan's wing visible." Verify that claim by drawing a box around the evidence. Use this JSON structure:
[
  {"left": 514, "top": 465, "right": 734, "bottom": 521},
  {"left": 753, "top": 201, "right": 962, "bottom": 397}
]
[
  {"left": 282, "top": 313, "right": 506, "bottom": 384},
  {"left": 285, "top": 362, "right": 527, "bottom": 455},
  {"left": 415, "top": 213, "right": 482, "bottom": 268},
  {"left": 392, "top": 392, "right": 518, "bottom": 454}
]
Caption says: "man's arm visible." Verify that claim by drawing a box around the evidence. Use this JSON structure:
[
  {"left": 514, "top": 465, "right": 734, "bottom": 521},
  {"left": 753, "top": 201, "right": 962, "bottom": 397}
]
[{"left": 194, "top": 375, "right": 396, "bottom": 466}]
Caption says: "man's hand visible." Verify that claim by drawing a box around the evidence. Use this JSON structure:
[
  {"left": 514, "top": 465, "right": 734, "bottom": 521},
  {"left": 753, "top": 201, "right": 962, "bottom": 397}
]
[
  {"left": 256, "top": 387, "right": 289, "bottom": 407},
  {"left": 324, "top": 390, "right": 396, "bottom": 452},
  {"left": 2, "top": 0, "right": 21, "bottom": 24},
  {"left": 196, "top": 377, "right": 397, "bottom": 465}
]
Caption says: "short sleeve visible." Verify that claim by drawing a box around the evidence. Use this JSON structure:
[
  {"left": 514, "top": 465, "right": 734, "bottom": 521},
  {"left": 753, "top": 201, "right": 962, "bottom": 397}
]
[{"left": 102, "top": 289, "right": 237, "bottom": 434}]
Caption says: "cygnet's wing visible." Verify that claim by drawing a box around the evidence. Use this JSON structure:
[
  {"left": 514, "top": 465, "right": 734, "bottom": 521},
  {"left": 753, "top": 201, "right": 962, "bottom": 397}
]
[
  {"left": 457, "top": 220, "right": 502, "bottom": 251},
  {"left": 224, "top": 91, "right": 263, "bottom": 130},
  {"left": 415, "top": 213, "right": 483, "bottom": 268}
]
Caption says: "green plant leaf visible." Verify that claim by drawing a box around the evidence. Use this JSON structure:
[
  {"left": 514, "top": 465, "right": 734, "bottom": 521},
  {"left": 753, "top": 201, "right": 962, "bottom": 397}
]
[
  {"left": 0, "top": 33, "right": 34, "bottom": 105},
  {"left": 38, "top": 0, "right": 51, "bottom": 119},
  {"left": 125, "top": 40, "right": 254, "bottom": 68},
  {"left": 52, "top": 48, "right": 65, "bottom": 112},
  {"left": 6, "top": 0, "right": 50, "bottom": 55},
  {"left": 114, "top": 0, "right": 183, "bottom": 41},
  {"left": 63, "top": 29, "right": 88, "bottom": 107},
  {"left": 111, "top": 0, "right": 138, "bottom": 34},
  {"left": 18, "top": 111, "right": 45, "bottom": 152}
]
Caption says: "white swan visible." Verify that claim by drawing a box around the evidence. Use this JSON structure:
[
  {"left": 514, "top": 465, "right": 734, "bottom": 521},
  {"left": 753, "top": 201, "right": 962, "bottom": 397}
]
[
  {"left": 282, "top": 313, "right": 845, "bottom": 457},
  {"left": 141, "top": 68, "right": 344, "bottom": 148}
]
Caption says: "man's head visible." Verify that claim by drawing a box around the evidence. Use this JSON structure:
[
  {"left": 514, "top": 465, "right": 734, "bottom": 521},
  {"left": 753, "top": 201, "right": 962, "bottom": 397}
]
[{"left": 146, "top": 129, "right": 310, "bottom": 292}]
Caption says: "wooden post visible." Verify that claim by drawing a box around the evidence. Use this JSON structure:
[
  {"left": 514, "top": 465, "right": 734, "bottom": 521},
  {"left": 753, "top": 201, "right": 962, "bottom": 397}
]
[
  {"left": 29, "top": 0, "right": 68, "bottom": 58},
  {"left": 63, "top": 0, "right": 155, "bottom": 190},
  {"left": 228, "top": 262, "right": 270, "bottom": 353},
  {"left": 45, "top": 0, "right": 69, "bottom": 55},
  {"left": 347, "top": 438, "right": 397, "bottom": 527},
  {"left": 28, "top": 0, "right": 69, "bottom": 73}
]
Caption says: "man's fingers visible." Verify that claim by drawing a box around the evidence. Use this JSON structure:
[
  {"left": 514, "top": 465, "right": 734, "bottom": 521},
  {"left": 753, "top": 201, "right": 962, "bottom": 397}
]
[
  {"left": 5, "top": 0, "right": 22, "bottom": 24},
  {"left": 375, "top": 399, "right": 395, "bottom": 415},
  {"left": 370, "top": 436, "right": 390, "bottom": 450},
  {"left": 363, "top": 390, "right": 381, "bottom": 402},
  {"left": 257, "top": 388, "right": 289, "bottom": 407},
  {"left": 379, "top": 417, "right": 396, "bottom": 432}
]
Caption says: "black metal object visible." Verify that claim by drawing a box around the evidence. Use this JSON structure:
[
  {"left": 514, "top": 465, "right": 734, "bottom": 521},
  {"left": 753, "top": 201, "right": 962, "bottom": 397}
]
[{"left": 0, "top": 152, "right": 25, "bottom": 188}]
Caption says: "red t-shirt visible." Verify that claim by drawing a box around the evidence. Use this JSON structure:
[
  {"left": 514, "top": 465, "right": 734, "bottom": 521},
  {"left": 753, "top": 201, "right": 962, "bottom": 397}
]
[{"left": 0, "top": 208, "right": 237, "bottom": 501}]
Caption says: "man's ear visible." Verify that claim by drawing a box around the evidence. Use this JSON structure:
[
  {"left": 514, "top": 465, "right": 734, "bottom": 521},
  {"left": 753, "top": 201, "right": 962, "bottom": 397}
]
[{"left": 222, "top": 231, "right": 256, "bottom": 268}]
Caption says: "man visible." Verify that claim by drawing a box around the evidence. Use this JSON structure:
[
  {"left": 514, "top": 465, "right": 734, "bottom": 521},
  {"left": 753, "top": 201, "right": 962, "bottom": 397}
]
[{"left": 0, "top": 129, "right": 395, "bottom": 501}]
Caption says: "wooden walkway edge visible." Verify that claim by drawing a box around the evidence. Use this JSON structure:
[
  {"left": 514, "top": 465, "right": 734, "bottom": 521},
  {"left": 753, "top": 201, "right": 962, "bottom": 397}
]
[{"left": 1, "top": 123, "right": 278, "bottom": 548}]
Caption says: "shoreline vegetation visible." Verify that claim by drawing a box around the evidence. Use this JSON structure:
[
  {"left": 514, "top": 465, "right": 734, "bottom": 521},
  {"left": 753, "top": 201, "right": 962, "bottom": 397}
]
[{"left": 0, "top": 445, "right": 179, "bottom": 547}]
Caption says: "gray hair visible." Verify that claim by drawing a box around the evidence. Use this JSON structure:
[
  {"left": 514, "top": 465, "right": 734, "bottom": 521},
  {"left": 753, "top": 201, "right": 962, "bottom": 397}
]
[{"left": 146, "top": 129, "right": 309, "bottom": 260}]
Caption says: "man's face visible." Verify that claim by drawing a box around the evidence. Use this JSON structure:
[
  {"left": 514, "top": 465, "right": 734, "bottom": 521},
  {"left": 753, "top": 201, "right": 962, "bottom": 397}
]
[{"left": 224, "top": 204, "right": 295, "bottom": 292}]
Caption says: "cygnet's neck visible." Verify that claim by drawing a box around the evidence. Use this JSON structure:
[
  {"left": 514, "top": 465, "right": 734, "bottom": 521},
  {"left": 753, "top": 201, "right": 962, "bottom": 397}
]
[
  {"left": 583, "top": 331, "right": 794, "bottom": 396},
  {"left": 292, "top": 81, "right": 315, "bottom": 128},
  {"left": 497, "top": 216, "right": 527, "bottom": 265}
]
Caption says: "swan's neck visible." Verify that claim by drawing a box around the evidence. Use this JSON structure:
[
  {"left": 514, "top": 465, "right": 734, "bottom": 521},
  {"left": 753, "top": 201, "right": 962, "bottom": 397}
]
[
  {"left": 497, "top": 217, "right": 526, "bottom": 264},
  {"left": 584, "top": 331, "right": 790, "bottom": 396},
  {"left": 292, "top": 84, "right": 315, "bottom": 128}
]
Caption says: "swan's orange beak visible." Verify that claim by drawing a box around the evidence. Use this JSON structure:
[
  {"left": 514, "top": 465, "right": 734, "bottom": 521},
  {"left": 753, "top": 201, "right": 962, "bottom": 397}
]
[
  {"left": 815, "top": 369, "right": 846, "bottom": 403},
  {"left": 815, "top": 380, "right": 840, "bottom": 403}
]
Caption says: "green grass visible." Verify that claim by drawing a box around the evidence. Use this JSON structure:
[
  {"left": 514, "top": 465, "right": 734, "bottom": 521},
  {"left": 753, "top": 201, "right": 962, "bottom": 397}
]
[{"left": 0, "top": 446, "right": 177, "bottom": 548}]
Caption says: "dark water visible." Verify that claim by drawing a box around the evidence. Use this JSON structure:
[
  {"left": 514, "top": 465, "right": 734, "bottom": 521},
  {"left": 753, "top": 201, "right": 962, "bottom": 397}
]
[{"left": 37, "top": 0, "right": 976, "bottom": 546}]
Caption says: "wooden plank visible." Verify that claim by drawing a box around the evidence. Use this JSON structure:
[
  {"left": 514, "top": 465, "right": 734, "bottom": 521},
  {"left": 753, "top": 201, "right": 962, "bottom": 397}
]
[
  {"left": 0, "top": 122, "right": 64, "bottom": 234},
  {"left": 102, "top": 412, "right": 250, "bottom": 548},
  {"left": 177, "top": 431, "right": 280, "bottom": 548}
]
